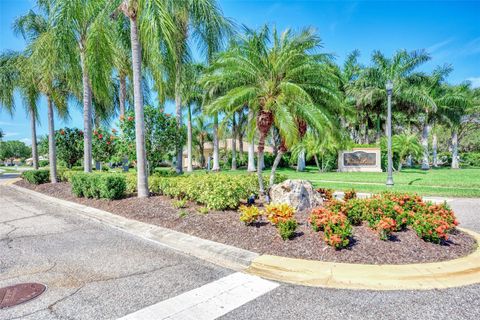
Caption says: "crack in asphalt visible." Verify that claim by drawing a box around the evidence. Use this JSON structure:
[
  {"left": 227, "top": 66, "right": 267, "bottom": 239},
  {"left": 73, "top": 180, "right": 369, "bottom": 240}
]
[
  {"left": 0, "top": 213, "right": 50, "bottom": 225},
  {"left": 0, "top": 262, "right": 58, "bottom": 282}
]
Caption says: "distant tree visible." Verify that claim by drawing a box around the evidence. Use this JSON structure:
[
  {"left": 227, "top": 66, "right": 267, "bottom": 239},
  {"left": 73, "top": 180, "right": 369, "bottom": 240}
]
[
  {"left": 92, "top": 128, "right": 119, "bottom": 165},
  {"left": 119, "top": 106, "right": 184, "bottom": 171},
  {"left": 0, "top": 140, "right": 31, "bottom": 162}
]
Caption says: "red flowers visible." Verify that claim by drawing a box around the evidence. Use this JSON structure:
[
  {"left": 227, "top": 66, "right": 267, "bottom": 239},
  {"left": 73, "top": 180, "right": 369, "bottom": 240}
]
[
  {"left": 98, "top": 134, "right": 103, "bottom": 139},
  {"left": 59, "top": 130, "right": 65, "bottom": 135},
  {"left": 127, "top": 116, "right": 134, "bottom": 121}
]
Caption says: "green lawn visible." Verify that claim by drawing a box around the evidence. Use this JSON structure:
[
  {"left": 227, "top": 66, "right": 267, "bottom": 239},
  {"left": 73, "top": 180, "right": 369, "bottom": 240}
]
[{"left": 224, "top": 167, "right": 480, "bottom": 198}]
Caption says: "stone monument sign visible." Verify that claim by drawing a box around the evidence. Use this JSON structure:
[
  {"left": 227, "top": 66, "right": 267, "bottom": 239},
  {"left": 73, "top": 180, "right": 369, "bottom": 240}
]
[{"left": 337, "top": 147, "right": 382, "bottom": 172}]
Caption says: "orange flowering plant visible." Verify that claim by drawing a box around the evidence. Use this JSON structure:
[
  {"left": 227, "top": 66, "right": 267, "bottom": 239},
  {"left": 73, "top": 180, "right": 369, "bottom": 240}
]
[
  {"left": 265, "top": 203, "right": 295, "bottom": 225},
  {"left": 309, "top": 207, "right": 352, "bottom": 249}
]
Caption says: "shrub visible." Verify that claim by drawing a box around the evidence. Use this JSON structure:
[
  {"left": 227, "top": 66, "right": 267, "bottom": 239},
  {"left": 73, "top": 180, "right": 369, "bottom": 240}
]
[
  {"left": 239, "top": 205, "right": 262, "bottom": 225},
  {"left": 22, "top": 169, "right": 50, "bottom": 185},
  {"left": 343, "top": 189, "right": 357, "bottom": 201},
  {"left": 39, "top": 160, "right": 49, "bottom": 167},
  {"left": 148, "top": 173, "right": 287, "bottom": 210},
  {"left": 278, "top": 219, "right": 298, "bottom": 240},
  {"left": 71, "top": 173, "right": 126, "bottom": 200},
  {"left": 309, "top": 207, "right": 352, "bottom": 249},
  {"left": 411, "top": 203, "right": 458, "bottom": 243},
  {"left": 265, "top": 203, "right": 295, "bottom": 225},
  {"left": 126, "top": 173, "right": 137, "bottom": 194}
]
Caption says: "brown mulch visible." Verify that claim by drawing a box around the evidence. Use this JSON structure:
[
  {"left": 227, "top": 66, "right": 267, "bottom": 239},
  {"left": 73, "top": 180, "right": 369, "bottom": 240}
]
[{"left": 16, "top": 180, "right": 478, "bottom": 265}]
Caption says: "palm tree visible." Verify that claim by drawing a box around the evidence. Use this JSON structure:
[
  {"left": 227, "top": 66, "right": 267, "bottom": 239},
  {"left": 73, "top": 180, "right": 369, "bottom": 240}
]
[
  {"left": 0, "top": 52, "right": 40, "bottom": 169},
  {"left": 203, "top": 26, "right": 341, "bottom": 195},
  {"left": 7, "top": 1, "right": 70, "bottom": 180},
  {"left": 112, "top": 0, "right": 178, "bottom": 197},
  {"left": 54, "top": 0, "right": 116, "bottom": 173},
  {"left": 350, "top": 50, "right": 430, "bottom": 146},
  {"left": 167, "top": 0, "right": 232, "bottom": 174},
  {"left": 192, "top": 114, "right": 212, "bottom": 168},
  {"left": 391, "top": 133, "right": 422, "bottom": 171},
  {"left": 440, "top": 84, "right": 474, "bottom": 169}
]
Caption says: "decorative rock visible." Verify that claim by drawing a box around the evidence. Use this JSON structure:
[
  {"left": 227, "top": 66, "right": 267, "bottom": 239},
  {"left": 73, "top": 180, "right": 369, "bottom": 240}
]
[{"left": 269, "top": 179, "right": 323, "bottom": 211}]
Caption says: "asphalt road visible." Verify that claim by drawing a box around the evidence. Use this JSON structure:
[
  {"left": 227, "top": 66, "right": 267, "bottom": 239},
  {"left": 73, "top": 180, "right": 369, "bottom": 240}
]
[{"left": 1, "top": 179, "right": 479, "bottom": 320}]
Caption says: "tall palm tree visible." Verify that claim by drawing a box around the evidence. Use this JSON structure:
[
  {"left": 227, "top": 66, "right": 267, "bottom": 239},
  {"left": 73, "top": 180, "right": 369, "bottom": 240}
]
[
  {"left": 439, "top": 84, "right": 474, "bottom": 169},
  {"left": 203, "top": 26, "right": 341, "bottom": 195},
  {"left": 54, "top": 0, "right": 116, "bottom": 173},
  {"left": 350, "top": 50, "right": 431, "bottom": 146},
  {"left": 391, "top": 133, "right": 422, "bottom": 171},
  {"left": 167, "top": 0, "right": 232, "bottom": 174},
  {"left": 112, "top": 0, "right": 177, "bottom": 197},
  {"left": 8, "top": 1, "right": 70, "bottom": 180},
  {"left": 0, "top": 52, "right": 41, "bottom": 169}
]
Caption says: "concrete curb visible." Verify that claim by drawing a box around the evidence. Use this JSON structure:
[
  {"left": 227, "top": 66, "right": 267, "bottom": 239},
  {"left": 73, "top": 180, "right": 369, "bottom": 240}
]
[
  {"left": 9, "top": 182, "right": 480, "bottom": 290},
  {"left": 246, "top": 228, "right": 480, "bottom": 290},
  {"left": 8, "top": 184, "right": 259, "bottom": 271}
]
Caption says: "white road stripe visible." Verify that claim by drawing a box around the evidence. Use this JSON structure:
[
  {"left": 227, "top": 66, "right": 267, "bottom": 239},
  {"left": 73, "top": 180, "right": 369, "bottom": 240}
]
[{"left": 118, "top": 272, "right": 279, "bottom": 320}]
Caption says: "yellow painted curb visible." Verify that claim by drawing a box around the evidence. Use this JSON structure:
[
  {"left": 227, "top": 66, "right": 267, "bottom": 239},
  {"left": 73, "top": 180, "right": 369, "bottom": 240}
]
[{"left": 246, "top": 227, "right": 480, "bottom": 290}]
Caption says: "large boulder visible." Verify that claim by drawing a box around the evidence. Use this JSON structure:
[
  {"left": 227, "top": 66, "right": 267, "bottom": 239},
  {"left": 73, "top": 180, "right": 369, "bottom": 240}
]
[{"left": 269, "top": 179, "right": 323, "bottom": 211}]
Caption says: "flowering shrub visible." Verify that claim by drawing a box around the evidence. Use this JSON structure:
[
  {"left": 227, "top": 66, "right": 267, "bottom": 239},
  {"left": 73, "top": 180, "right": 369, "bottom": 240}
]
[
  {"left": 92, "top": 128, "right": 118, "bottom": 163},
  {"left": 343, "top": 189, "right": 357, "bottom": 201},
  {"left": 239, "top": 205, "right": 262, "bottom": 225},
  {"left": 326, "top": 191, "right": 459, "bottom": 244},
  {"left": 412, "top": 203, "right": 458, "bottom": 243},
  {"left": 309, "top": 207, "right": 352, "bottom": 249},
  {"left": 54, "top": 127, "right": 84, "bottom": 168},
  {"left": 265, "top": 203, "right": 296, "bottom": 225},
  {"left": 376, "top": 217, "right": 397, "bottom": 240}
]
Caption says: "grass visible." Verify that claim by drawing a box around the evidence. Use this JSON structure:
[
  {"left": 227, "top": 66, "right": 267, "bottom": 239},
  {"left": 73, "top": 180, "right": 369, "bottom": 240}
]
[{"left": 223, "top": 166, "right": 480, "bottom": 198}]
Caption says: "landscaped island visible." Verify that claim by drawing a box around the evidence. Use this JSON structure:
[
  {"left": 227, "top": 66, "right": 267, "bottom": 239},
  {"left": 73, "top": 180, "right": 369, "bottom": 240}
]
[{"left": 17, "top": 169, "right": 477, "bottom": 265}]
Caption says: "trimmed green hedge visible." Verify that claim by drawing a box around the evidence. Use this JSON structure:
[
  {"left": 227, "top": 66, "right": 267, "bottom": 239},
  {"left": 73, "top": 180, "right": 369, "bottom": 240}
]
[
  {"left": 22, "top": 170, "right": 50, "bottom": 185},
  {"left": 149, "top": 173, "right": 286, "bottom": 210},
  {"left": 71, "top": 173, "right": 126, "bottom": 200}
]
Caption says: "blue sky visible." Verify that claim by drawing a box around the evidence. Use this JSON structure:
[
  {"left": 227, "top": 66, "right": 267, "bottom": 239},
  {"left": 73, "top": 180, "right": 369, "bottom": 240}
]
[{"left": 1, "top": 0, "right": 479, "bottom": 144}]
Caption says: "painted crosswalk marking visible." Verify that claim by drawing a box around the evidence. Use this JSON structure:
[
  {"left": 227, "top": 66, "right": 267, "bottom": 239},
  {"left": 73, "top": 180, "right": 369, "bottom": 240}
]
[{"left": 118, "top": 272, "right": 279, "bottom": 320}]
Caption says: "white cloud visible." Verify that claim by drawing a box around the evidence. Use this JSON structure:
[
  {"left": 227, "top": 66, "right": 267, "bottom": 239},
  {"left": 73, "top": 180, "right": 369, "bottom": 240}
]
[
  {"left": 4, "top": 132, "right": 19, "bottom": 137},
  {"left": 427, "top": 38, "right": 454, "bottom": 54},
  {"left": 467, "top": 77, "right": 480, "bottom": 88}
]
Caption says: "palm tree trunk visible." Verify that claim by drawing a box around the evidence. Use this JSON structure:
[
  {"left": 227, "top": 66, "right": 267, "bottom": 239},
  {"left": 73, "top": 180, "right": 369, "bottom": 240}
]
[
  {"left": 421, "top": 121, "right": 430, "bottom": 170},
  {"left": 247, "top": 109, "right": 256, "bottom": 172},
  {"left": 30, "top": 111, "right": 39, "bottom": 170},
  {"left": 80, "top": 50, "right": 93, "bottom": 173},
  {"left": 313, "top": 154, "right": 321, "bottom": 172},
  {"left": 186, "top": 104, "right": 193, "bottom": 172},
  {"left": 451, "top": 129, "right": 459, "bottom": 169},
  {"left": 129, "top": 15, "right": 149, "bottom": 197},
  {"left": 256, "top": 111, "right": 273, "bottom": 196},
  {"left": 212, "top": 113, "right": 220, "bottom": 171},
  {"left": 199, "top": 136, "right": 205, "bottom": 168},
  {"left": 270, "top": 141, "right": 286, "bottom": 187},
  {"left": 432, "top": 133, "right": 438, "bottom": 167},
  {"left": 231, "top": 114, "right": 237, "bottom": 170},
  {"left": 119, "top": 73, "right": 126, "bottom": 117},
  {"left": 47, "top": 96, "right": 57, "bottom": 183},
  {"left": 297, "top": 150, "right": 306, "bottom": 171},
  {"left": 175, "top": 63, "right": 183, "bottom": 174}
]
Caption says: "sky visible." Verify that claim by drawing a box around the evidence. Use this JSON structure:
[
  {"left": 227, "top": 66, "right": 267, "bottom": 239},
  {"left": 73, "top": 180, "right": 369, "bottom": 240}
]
[{"left": 1, "top": 0, "right": 479, "bottom": 145}]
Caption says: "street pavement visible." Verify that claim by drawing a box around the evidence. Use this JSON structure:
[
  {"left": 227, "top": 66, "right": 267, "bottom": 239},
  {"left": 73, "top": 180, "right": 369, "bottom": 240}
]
[{"left": 1, "top": 178, "right": 479, "bottom": 320}]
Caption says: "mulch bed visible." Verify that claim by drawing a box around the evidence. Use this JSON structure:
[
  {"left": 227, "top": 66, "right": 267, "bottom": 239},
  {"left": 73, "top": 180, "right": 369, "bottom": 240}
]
[{"left": 16, "top": 180, "right": 478, "bottom": 265}]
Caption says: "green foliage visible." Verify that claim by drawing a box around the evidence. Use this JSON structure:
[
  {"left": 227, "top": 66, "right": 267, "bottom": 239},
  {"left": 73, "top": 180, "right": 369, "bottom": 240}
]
[
  {"left": 309, "top": 207, "right": 352, "bottom": 249},
  {"left": 277, "top": 219, "right": 298, "bottom": 240},
  {"left": 173, "top": 199, "right": 188, "bottom": 209},
  {"left": 119, "top": 107, "right": 184, "bottom": 169},
  {"left": 148, "top": 173, "right": 286, "bottom": 210},
  {"left": 0, "top": 140, "right": 31, "bottom": 161},
  {"left": 39, "top": 160, "right": 49, "bottom": 167},
  {"left": 22, "top": 169, "right": 49, "bottom": 184},
  {"left": 71, "top": 173, "right": 126, "bottom": 200},
  {"left": 461, "top": 152, "right": 480, "bottom": 168},
  {"left": 197, "top": 207, "right": 209, "bottom": 215},
  {"left": 55, "top": 128, "right": 84, "bottom": 169},
  {"left": 239, "top": 205, "right": 262, "bottom": 225}
]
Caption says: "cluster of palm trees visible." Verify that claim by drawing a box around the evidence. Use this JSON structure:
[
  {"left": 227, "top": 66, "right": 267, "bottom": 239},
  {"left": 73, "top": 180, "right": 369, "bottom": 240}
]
[{"left": 0, "top": 0, "right": 478, "bottom": 199}]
